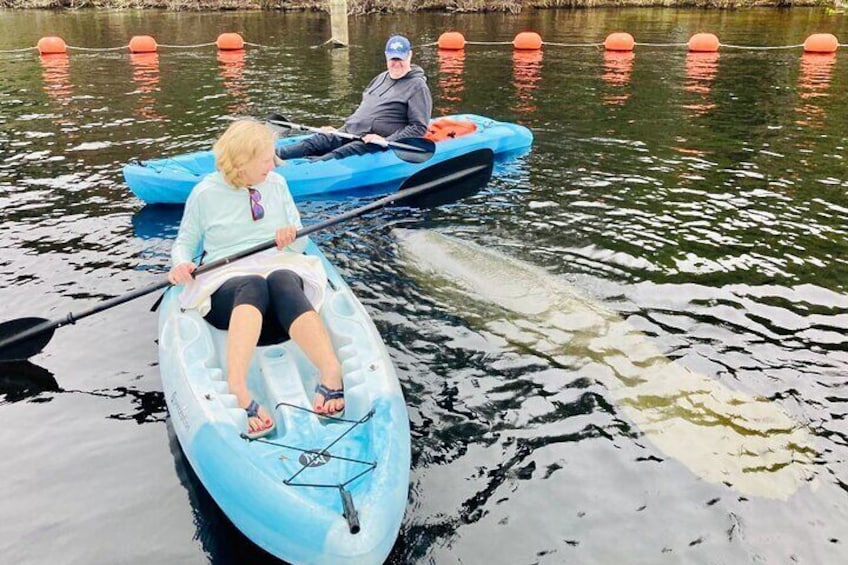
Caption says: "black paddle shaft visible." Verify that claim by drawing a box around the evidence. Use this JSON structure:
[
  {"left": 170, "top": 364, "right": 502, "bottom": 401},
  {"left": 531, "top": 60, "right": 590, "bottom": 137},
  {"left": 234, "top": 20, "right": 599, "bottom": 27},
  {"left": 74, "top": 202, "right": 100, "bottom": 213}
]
[
  {"left": 0, "top": 148, "right": 494, "bottom": 362},
  {"left": 265, "top": 113, "right": 436, "bottom": 164}
]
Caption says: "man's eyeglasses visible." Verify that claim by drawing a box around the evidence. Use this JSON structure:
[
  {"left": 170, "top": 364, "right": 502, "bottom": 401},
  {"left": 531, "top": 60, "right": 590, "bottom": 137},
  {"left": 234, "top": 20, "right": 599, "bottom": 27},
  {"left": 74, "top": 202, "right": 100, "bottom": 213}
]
[{"left": 248, "top": 187, "right": 265, "bottom": 221}]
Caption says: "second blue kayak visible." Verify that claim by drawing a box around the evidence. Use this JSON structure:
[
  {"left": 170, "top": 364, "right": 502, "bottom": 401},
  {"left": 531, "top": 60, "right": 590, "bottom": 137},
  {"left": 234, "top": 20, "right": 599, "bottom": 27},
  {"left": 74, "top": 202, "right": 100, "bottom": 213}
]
[{"left": 123, "top": 113, "right": 533, "bottom": 204}]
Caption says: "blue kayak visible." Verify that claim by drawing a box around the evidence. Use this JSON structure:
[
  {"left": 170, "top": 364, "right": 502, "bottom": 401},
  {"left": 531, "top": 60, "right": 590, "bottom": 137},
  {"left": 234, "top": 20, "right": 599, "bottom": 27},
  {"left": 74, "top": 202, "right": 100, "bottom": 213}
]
[
  {"left": 124, "top": 114, "right": 533, "bottom": 204},
  {"left": 158, "top": 240, "right": 410, "bottom": 564}
]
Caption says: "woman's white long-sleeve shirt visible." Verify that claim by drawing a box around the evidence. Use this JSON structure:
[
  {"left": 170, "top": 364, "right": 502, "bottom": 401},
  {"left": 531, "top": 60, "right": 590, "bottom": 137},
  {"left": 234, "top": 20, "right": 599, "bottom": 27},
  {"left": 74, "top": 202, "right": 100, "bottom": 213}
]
[
  {"left": 170, "top": 171, "right": 325, "bottom": 316},
  {"left": 171, "top": 170, "right": 305, "bottom": 266}
]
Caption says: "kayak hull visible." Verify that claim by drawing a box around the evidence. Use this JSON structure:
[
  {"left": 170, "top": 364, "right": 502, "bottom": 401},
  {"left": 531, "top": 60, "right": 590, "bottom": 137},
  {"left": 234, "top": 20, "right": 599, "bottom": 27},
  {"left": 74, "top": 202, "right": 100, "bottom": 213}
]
[
  {"left": 158, "top": 241, "right": 410, "bottom": 564},
  {"left": 125, "top": 114, "right": 533, "bottom": 204}
]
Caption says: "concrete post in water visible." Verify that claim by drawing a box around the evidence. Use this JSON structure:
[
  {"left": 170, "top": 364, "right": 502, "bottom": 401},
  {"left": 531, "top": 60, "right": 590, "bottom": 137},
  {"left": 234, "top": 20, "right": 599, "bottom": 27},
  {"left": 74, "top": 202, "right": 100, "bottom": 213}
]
[{"left": 328, "top": 0, "right": 349, "bottom": 48}]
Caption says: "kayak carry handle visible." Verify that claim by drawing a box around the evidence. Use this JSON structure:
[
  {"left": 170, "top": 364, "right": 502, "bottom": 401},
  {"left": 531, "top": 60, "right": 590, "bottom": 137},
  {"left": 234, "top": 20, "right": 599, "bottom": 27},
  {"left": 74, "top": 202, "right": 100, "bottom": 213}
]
[{"left": 340, "top": 487, "right": 360, "bottom": 534}]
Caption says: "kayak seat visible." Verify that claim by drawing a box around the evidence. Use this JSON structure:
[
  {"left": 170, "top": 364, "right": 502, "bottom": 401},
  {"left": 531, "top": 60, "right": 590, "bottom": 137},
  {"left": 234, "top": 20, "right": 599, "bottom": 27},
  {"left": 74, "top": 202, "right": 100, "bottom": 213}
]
[{"left": 424, "top": 118, "right": 478, "bottom": 142}]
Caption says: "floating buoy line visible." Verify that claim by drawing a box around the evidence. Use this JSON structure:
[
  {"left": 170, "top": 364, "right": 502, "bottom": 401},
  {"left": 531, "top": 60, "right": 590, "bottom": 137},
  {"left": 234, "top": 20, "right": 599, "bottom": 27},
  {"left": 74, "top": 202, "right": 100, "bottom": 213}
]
[
  {"left": 0, "top": 30, "right": 844, "bottom": 57},
  {"left": 2, "top": 29, "right": 844, "bottom": 121},
  {"left": 0, "top": 32, "right": 258, "bottom": 55},
  {"left": 432, "top": 30, "right": 843, "bottom": 54}
]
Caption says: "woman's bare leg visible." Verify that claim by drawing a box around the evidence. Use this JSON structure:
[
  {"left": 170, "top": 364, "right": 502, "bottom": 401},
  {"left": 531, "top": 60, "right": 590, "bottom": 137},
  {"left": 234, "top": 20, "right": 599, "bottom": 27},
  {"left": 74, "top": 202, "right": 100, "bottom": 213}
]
[
  {"left": 227, "top": 304, "right": 272, "bottom": 433},
  {"left": 288, "top": 311, "right": 344, "bottom": 414}
]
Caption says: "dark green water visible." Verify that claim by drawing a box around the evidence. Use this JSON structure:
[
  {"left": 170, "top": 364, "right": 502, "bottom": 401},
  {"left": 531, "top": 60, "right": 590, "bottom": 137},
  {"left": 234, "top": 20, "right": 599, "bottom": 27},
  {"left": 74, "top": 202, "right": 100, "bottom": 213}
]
[{"left": 1, "top": 7, "right": 846, "bottom": 564}]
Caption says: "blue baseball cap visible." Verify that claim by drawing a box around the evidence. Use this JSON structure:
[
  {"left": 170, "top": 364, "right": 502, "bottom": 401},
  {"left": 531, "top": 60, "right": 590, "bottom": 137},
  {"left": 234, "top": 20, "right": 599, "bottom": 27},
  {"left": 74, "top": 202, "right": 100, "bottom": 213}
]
[{"left": 385, "top": 35, "right": 411, "bottom": 60}]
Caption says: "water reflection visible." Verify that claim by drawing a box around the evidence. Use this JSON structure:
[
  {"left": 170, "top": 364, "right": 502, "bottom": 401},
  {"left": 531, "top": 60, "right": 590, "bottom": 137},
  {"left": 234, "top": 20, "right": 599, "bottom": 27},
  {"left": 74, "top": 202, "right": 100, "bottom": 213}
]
[
  {"left": 99, "top": 386, "right": 168, "bottom": 424},
  {"left": 0, "top": 361, "right": 165, "bottom": 423},
  {"left": 0, "top": 361, "right": 60, "bottom": 404},
  {"left": 795, "top": 52, "right": 835, "bottom": 129},
  {"left": 132, "top": 205, "right": 183, "bottom": 273},
  {"left": 601, "top": 50, "right": 633, "bottom": 107},
  {"left": 217, "top": 50, "right": 249, "bottom": 115},
  {"left": 130, "top": 52, "right": 165, "bottom": 121},
  {"left": 132, "top": 204, "right": 184, "bottom": 241},
  {"left": 40, "top": 54, "right": 73, "bottom": 105},
  {"left": 683, "top": 51, "right": 718, "bottom": 117},
  {"left": 437, "top": 49, "right": 465, "bottom": 115},
  {"left": 328, "top": 47, "right": 351, "bottom": 101},
  {"left": 511, "top": 50, "right": 542, "bottom": 118}
]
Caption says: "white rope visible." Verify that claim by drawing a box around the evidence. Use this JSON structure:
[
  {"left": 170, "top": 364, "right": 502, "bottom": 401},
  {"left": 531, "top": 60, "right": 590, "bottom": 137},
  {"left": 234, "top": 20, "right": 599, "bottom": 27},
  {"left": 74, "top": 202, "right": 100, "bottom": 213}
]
[
  {"left": 0, "top": 46, "right": 37, "bottom": 54},
  {"left": 634, "top": 42, "right": 690, "bottom": 47},
  {"left": 465, "top": 40, "right": 514, "bottom": 46},
  {"left": 720, "top": 43, "right": 805, "bottom": 50},
  {"left": 157, "top": 41, "right": 217, "bottom": 49},
  {"left": 244, "top": 41, "right": 276, "bottom": 48},
  {"left": 544, "top": 41, "right": 604, "bottom": 48},
  {"left": 67, "top": 45, "right": 127, "bottom": 52}
]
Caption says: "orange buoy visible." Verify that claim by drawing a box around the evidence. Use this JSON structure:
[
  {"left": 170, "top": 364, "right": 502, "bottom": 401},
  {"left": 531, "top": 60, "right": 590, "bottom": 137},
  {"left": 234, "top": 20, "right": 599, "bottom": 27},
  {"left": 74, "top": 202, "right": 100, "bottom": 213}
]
[
  {"left": 37, "top": 36, "right": 67, "bottom": 55},
  {"left": 513, "top": 32, "right": 542, "bottom": 51},
  {"left": 217, "top": 33, "right": 245, "bottom": 51},
  {"left": 688, "top": 33, "right": 719, "bottom": 53},
  {"left": 803, "top": 33, "right": 838, "bottom": 54},
  {"left": 604, "top": 32, "right": 634, "bottom": 52},
  {"left": 438, "top": 31, "right": 466, "bottom": 51},
  {"left": 129, "top": 35, "right": 158, "bottom": 54}
]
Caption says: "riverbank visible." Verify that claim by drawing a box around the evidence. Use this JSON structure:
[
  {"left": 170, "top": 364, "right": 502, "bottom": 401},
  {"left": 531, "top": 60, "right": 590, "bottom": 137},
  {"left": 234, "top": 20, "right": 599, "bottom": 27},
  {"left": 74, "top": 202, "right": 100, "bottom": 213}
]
[{"left": 0, "top": 1, "right": 836, "bottom": 13}]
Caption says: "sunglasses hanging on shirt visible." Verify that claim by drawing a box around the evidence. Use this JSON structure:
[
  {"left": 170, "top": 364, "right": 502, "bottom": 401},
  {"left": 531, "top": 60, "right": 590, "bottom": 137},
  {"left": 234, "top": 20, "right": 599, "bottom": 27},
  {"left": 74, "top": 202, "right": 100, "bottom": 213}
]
[{"left": 248, "top": 187, "right": 265, "bottom": 221}]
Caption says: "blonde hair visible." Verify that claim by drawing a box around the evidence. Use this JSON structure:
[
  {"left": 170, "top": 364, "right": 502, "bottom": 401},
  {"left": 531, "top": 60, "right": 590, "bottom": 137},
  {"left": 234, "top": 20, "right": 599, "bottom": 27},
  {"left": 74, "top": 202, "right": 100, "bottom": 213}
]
[{"left": 213, "top": 120, "right": 277, "bottom": 188}]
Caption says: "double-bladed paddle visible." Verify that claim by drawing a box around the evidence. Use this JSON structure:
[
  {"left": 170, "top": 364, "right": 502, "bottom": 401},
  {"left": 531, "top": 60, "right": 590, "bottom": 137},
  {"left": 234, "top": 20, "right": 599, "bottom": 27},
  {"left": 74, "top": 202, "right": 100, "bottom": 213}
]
[
  {"left": 265, "top": 113, "right": 436, "bottom": 164},
  {"left": 0, "top": 148, "right": 495, "bottom": 362}
]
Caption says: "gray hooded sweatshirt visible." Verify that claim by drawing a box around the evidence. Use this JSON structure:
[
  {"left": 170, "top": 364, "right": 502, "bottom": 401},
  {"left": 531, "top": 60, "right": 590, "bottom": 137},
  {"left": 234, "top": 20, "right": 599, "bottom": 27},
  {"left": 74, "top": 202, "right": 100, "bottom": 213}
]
[{"left": 342, "top": 65, "right": 432, "bottom": 141}]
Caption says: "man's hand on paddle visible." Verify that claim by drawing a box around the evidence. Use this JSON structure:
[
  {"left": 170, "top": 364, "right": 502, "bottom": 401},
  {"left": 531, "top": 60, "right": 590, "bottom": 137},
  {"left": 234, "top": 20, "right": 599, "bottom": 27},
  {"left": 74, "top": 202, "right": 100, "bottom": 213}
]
[{"left": 362, "top": 133, "right": 389, "bottom": 147}]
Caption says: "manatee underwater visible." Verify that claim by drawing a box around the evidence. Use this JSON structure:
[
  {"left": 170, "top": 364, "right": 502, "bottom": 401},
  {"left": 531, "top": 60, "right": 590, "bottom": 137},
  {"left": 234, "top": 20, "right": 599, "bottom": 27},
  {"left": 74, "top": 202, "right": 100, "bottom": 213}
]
[{"left": 393, "top": 228, "right": 817, "bottom": 500}]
